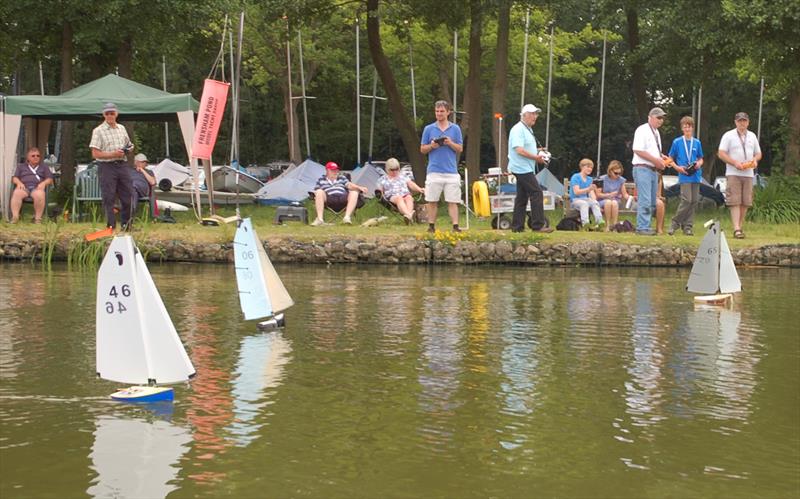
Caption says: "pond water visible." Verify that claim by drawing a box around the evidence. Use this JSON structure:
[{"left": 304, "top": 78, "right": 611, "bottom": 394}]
[{"left": 0, "top": 262, "right": 798, "bottom": 498}]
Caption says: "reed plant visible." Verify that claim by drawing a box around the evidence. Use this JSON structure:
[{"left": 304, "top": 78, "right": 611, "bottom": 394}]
[
  {"left": 748, "top": 175, "right": 800, "bottom": 224},
  {"left": 67, "top": 238, "right": 108, "bottom": 270}
]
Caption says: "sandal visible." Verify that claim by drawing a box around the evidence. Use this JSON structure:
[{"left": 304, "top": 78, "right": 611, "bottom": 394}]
[{"left": 733, "top": 229, "right": 745, "bottom": 239}]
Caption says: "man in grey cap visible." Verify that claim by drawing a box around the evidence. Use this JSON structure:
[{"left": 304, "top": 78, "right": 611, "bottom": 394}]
[
  {"left": 89, "top": 102, "right": 135, "bottom": 230},
  {"left": 131, "top": 153, "right": 156, "bottom": 199},
  {"left": 718, "top": 112, "right": 762, "bottom": 239},
  {"left": 631, "top": 107, "right": 669, "bottom": 235},
  {"left": 506, "top": 104, "right": 553, "bottom": 233}
]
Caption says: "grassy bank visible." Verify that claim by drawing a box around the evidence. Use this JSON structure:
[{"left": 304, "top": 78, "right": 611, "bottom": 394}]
[{"left": 4, "top": 198, "right": 799, "bottom": 249}]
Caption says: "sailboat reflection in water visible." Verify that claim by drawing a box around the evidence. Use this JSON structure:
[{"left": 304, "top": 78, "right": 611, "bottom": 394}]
[
  {"left": 233, "top": 218, "right": 294, "bottom": 329},
  {"left": 96, "top": 236, "right": 196, "bottom": 402},
  {"left": 88, "top": 414, "right": 191, "bottom": 498}
]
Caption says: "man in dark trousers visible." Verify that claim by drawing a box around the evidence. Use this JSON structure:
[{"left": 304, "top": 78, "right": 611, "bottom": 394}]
[
  {"left": 506, "top": 104, "right": 553, "bottom": 233},
  {"left": 89, "top": 102, "right": 135, "bottom": 230}
]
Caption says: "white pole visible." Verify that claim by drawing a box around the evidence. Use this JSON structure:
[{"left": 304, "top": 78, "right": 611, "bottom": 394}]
[
  {"left": 297, "top": 30, "right": 311, "bottom": 158},
  {"left": 464, "top": 160, "right": 469, "bottom": 230},
  {"left": 356, "top": 18, "right": 361, "bottom": 166},
  {"left": 757, "top": 76, "right": 764, "bottom": 139},
  {"left": 596, "top": 32, "right": 607, "bottom": 174},
  {"left": 453, "top": 30, "right": 458, "bottom": 118},
  {"left": 696, "top": 84, "right": 703, "bottom": 141},
  {"left": 520, "top": 9, "right": 530, "bottom": 109},
  {"left": 409, "top": 37, "right": 417, "bottom": 123},
  {"left": 368, "top": 70, "right": 378, "bottom": 159},
  {"left": 234, "top": 11, "right": 244, "bottom": 164},
  {"left": 545, "top": 25, "right": 554, "bottom": 150},
  {"left": 38, "top": 60, "right": 49, "bottom": 156},
  {"left": 228, "top": 23, "right": 237, "bottom": 164},
  {"left": 286, "top": 28, "right": 294, "bottom": 162},
  {"left": 163, "top": 56, "right": 170, "bottom": 158}
]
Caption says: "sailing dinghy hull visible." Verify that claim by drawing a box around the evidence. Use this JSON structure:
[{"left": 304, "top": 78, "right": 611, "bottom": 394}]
[{"left": 110, "top": 386, "right": 175, "bottom": 402}]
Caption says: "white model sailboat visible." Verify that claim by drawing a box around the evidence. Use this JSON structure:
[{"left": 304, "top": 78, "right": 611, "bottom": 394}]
[
  {"left": 686, "top": 220, "right": 742, "bottom": 306},
  {"left": 96, "top": 236, "right": 195, "bottom": 401},
  {"left": 233, "top": 218, "right": 294, "bottom": 328}
]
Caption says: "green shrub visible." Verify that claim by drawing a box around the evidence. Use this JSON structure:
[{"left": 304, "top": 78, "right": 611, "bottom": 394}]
[{"left": 748, "top": 175, "right": 800, "bottom": 224}]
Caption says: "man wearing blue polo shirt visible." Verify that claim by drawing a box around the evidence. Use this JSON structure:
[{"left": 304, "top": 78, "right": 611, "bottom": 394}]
[
  {"left": 420, "top": 100, "right": 463, "bottom": 233},
  {"left": 507, "top": 104, "right": 554, "bottom": 233}
]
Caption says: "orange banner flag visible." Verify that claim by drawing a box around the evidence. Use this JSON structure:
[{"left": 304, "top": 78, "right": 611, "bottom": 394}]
[{"left": 192, "top": 79, "right": 230, "bottom": 160}]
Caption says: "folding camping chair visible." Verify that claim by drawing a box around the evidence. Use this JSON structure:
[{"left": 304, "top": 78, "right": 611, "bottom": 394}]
[
  {"left": 374, "top": 190, "right": 424, "bottom": 224},
  {"left": 307, "top": 172, "right": 366, "bottom": 223}
]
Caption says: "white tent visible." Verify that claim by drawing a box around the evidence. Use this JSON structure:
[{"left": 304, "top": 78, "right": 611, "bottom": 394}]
[
  {"left": 351, "top": 162, "right": 385, "bottom": 198},
  {"left": 254, "top": 158, "right": 325, "bottom": 205}
]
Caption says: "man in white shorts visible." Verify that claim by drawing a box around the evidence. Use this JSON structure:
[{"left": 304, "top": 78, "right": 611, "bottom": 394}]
[{"left": 420, "top": 100, "right": 464, "bottom": 233}]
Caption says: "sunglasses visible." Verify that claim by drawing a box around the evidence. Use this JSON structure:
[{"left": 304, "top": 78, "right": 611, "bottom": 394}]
[
  {"left": 388, "top": 168, "right": 400, "bottom": 171},
  {"left": 30, "top": 154, "right": 41, "bottom": 157}
]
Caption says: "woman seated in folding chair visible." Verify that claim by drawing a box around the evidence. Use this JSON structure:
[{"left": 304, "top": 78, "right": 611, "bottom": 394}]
[
  {"left": 377, "top": 158, "right": 425, "bottom": 224},
  {"left": 311, "top": 161, "right": 368, "bottom": 225}
]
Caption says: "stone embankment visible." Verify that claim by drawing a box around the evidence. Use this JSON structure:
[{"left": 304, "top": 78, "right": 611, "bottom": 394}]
[{"left": 1, "top": 235, "right": 798, "bottom": 267}]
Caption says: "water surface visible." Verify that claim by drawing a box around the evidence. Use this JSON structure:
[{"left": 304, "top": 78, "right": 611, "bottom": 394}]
[{"left": 0, "top": 263, "right": 798, "bottom": 498}]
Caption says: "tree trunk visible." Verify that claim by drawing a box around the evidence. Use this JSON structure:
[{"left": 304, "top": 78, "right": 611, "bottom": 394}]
[
  {"left": 462, "top": 0, "right": 483, "bottom": 183},
  {"left": 366, "top": 0, "right": 425, "bottom": 180},
  {"left": 786, "top": 81, "right": 800, "bottom": 175},
  {"left": 281, "top": 76, "right": 302, "bottom": 164},
  {"left": 60, "top": 21, "right": 75, "bottom": 185},
  {"left": 625, "top": 6, "right": 648, "bottom": 122},
  {"left": 491, "top": 0, "right": 511, "bottom": 170}
]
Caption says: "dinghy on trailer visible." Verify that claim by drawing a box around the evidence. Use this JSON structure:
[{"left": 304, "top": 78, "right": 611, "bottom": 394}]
[
  {"left": 96, "top": 236, "right": 195, "bottom": 402},
  {"left": 687, "top": 220, "right": 742, "bottom": 307},
  {"left": 233, "top": 218, "right": 294, "bottom": 329}
]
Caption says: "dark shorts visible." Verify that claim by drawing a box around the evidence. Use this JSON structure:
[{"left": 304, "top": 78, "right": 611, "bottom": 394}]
[{"left": 325, "top": 192, "right": 364, "bottom": 212}]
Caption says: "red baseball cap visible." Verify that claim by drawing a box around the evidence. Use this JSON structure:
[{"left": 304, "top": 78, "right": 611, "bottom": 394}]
[{"left": 325, "top": 161, "right": 339, "bottom": 170}]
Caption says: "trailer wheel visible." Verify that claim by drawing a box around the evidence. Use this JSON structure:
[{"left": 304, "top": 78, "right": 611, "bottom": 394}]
[{"left": 491, "top": 215, "right": 512, "bottom": 230}]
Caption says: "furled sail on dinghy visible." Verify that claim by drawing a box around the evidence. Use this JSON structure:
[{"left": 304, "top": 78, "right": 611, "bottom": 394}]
[
  {"left": 687, "top": 220, "right": 741, "bottom": 307},
  {"left": 233, "top": 218, "right": 294, "bottom": 326},
  {"left": 96, "top": 236, "right": 195, "bottom": 401}
]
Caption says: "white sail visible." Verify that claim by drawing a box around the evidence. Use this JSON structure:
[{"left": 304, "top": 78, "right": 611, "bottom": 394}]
[
  {"left": 88, "top": 415, "right": 191, "bottom": 498},
  {"left": 718, "top": 230, "right": 742, "bottom": 293},
  {"left": 96, "top": 236, "right": 195, "bottom": 385},
  {"left": 234, "top": 218, "right": 294, "bottom": 321},
  {"left": 687, "top": 222, "right": 721, "bottom": 294}
]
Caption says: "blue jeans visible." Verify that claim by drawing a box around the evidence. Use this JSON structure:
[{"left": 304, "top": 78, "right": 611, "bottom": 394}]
[{"left": 633, "top": 166, "right": 657, "bottom": 232}]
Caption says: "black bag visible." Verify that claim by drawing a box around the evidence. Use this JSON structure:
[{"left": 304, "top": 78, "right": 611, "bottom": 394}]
[
  {"left": 556, "top": 208, "right": 581, "bottom": 231},
  {"left": 611, "top": 220, "right": 634, "bottom": 232}
]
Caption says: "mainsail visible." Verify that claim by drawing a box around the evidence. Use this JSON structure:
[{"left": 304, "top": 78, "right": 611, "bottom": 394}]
[
  {"left": 96, "top": 236, "right": 195, "bottom": 385},
  {"left": 233, "top": 218, "right": 294, "bottom": 321}
]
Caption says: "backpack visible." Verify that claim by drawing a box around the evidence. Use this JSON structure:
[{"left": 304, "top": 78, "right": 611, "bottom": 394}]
[
  {"left": 556, "top": 208, "right": 581, "bottom": 231},
  {"left": 612, "top": 220, "right": 634, "bottom": 233}
]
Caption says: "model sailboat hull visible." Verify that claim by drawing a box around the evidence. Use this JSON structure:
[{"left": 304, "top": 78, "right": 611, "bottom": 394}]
[
  {"left": 234, "top": 218, "right": 294, "bottom": 321},
  {"left": 96, "top": 236, "right": 195, "bottom": 389}
]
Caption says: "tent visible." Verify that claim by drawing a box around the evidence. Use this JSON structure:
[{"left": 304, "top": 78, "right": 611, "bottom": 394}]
[
  {"left": 254, "top": 158, "right": 325, "bottom": 205},
  {"left": 1, "top": 74, "right": 199, "bottom": 220},
  {"left": 351, "top": 162, "right": 385, "bottom": 198},
  {"left": 536, "top": 168, "right": 565, "bottom": 197}
]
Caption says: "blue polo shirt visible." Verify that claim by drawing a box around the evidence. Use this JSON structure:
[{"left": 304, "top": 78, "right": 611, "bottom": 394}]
[
  {"left": 507, "top": 121, "right": 538, "bottom": 174},
  {"left": 421, "top": 121, "right": 462, "bottom": 174},
  {"left": 668, "top": 136, "right": 704, "bottom": 184}
]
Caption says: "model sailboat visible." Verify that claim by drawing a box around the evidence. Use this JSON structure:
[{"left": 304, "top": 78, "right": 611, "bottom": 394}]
[
  {"left": 96, "top": 236, "right": 195, "bottom": 401},
  {"left": 233, "top": 218, "right": 294, "bottom": 329},
  {"left": 686, "top": 220, "right": 742, "bottom": 306}
]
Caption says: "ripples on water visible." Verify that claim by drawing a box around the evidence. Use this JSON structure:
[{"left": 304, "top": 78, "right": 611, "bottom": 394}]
[{"left": 0, "top": 263, "right": 798, "bottom": 498}]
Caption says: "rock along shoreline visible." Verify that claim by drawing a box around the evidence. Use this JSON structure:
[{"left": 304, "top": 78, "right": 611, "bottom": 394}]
[{"left": 1, "top": 234, "right": 798, "bottom": 267}]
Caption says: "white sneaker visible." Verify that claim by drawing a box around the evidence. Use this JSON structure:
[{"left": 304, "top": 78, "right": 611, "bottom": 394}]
[
  {"left": 342, "top": 215, "right": 352, "bottom": 224},
  {"left": 311, "top": 218, "right": 324, "bottom": 226}
]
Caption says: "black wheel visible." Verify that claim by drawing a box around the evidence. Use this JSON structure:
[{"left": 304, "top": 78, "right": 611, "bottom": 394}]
[{"left": 491, "top": 215, "right": 512, "bottom": 230}]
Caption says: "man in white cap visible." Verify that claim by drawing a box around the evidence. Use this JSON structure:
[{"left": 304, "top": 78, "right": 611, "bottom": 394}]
[
  {"left": 131, "top": 153, "right": 156, "bottom": 199},
  {"left": 631, "top": 106, "right": 670, "bottom": 235},
  {"left": 506, "top": 104, "right": 553, "bottom": 233},
  {"left": 89, "top": 102, "right": 135, "bottom": 230},
  {"left": 718, "top": 112, "right": 762, "bottom": 239}
]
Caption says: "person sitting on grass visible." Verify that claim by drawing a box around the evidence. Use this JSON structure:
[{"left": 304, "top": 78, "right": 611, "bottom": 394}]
[
  {"left": 595, "top": 160, "right": 630, "bottom": 231},
  {"left": 10, "top": 147, "right": 53, "bottom": 224},
  {"left": 377, "top": 158, "right": 425, "bottom": 224},
  {"left": 569, "top": 158, "right": 605, "bottom": 229},
  {"left": 311, "top": 161, "right": 368, "bottom": 226}
]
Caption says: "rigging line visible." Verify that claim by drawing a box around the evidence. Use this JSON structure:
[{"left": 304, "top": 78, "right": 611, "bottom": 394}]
[{"left": 207, "top": 15, "right": 230, "bottom": 81}]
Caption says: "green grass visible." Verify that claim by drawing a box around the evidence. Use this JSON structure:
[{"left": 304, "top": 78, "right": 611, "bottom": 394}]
[{"left": 3, "top": 198, "right": 799, "bottom": 253}]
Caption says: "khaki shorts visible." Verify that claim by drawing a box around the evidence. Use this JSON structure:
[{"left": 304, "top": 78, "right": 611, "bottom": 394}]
[
  {"left": 425, "top": 173, "right": 462, "bottom": 203},
  {"left": 725, "top": 175, "right": 753, "bottom": 207}
]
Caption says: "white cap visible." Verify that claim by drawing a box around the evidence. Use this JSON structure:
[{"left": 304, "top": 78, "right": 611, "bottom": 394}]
[
  {"left": 520, "top": 104, "right": 541, "bottom": 115},
  {"left": 134, "top": 153, "right": 148, "bottom": 162}
]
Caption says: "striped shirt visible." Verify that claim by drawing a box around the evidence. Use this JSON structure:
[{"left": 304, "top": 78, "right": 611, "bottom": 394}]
[
  {"left": 315, "top": 174, "right": 349, "bottom": 197},
  {"left": 89, "top": 122, "right": 131, "bottom": 162}
]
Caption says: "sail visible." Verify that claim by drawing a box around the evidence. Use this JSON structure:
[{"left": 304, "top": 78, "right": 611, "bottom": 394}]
[
  {"left": 234, "top": 218, "right": 294, "bottom": 321},
  {"left": 718, "top": 230, "right": 742, "bottom": 293},
  {"left": 96, "top": 236, "right": 195, "bottom": 385},
  {"left": 687, "top": 222, "right": 721, "bottom": 294}
]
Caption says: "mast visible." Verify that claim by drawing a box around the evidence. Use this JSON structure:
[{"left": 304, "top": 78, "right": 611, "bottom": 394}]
[
  {"left": 297, "top": 30, "right": 311, "bottom": 158},
  {"left": 520, "top": 9, "right": 530, "bottom": 108},
  {"left": 453, "top": 30, "right": 458, "bottom": 119},
  {"left": 286, "top": 18, "right": 294, "bottom": 163},
  {"left": 407, "top": 22, "right": 417, "bottom": 123},
  {"left": 355, "top": 17, "right": 361, "bottom": 166},
  {"left": 545, "top": 25, "right": 554, "bottom": 150},
  {"left": 163, "top": 56, "right": 170, "bottom": 158},
  {"left": 596, "top": 32, "right": 607, "bottom": 174},
  {"left": 757, "top": 75, "right": 764, "bottom": 139}
]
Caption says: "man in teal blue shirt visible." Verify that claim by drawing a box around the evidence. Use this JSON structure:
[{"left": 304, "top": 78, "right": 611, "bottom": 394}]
[{"left": 507, "top": 104, "right": 553, "bottom": 233}]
